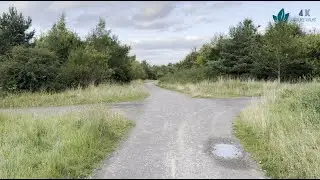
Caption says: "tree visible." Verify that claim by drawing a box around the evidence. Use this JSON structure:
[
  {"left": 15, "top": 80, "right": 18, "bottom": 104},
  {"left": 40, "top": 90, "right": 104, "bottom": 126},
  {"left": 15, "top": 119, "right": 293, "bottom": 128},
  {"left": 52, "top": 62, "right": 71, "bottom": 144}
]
[
  {"left": 178, "top": 47, "right": 199, "bottom": 69},
  {"left": 196, "top": 43, "right": 211, "bottom": 66},
  {"left": 129, "top": 60, "right": 147, "bottom": 80},
  {"left": 36, "top": 13, "right": 82, "bottom": 63},
  {"left": 141, "top": 60, "right": 156, "bottom": 79},
  {"left": 0, "top": 6, "right": 35, "bottom": 55},
  {"left": 148, "top": 18, "right": 319, "bottom": 82},
  {"left": 216, "top": 18, "right": 259, "bottom": 78},
  {"left": 299, "top": 34, "right": 320, "bottom": 77},
  {"left": 86, "top": 18, "right": 132, "bottom": 82},
  {"left": 256, "top": 21, "right": 306, "bottom": 82}
]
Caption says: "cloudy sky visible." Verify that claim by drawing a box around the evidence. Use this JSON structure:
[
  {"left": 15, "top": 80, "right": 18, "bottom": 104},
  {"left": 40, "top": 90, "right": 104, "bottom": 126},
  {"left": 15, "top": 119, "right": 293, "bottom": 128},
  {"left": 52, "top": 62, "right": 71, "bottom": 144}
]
[{"left": 1, "top": 1, "right": 320, "bottom": 65}]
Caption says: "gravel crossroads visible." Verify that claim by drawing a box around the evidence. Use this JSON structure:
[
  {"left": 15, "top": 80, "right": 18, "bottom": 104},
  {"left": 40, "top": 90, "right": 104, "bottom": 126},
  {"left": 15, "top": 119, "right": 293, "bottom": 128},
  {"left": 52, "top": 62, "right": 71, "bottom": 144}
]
[
  {"left": 0, "top": 82, "right": 266, "bottom": 179},
  {"left": 93, "top": 83, "right": 266, "bottom": 179}
]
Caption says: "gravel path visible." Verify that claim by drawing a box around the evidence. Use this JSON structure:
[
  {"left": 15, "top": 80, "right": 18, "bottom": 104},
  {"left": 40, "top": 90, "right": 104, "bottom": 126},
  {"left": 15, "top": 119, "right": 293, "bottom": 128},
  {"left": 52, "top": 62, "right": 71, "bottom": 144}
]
[
  {"left": 93, "top": 82, "right": 266, "bottom": 179},
  {"left": 0, "top": 82, "right": 266, "bottom": 179}
]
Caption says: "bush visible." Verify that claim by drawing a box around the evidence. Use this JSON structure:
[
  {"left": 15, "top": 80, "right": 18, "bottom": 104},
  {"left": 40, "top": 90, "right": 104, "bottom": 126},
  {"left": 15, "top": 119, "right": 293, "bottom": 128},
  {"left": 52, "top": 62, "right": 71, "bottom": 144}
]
[
  {"left": 129, "top": 60, "right": 147, "bottom": 80},
  {"left": 56, "top": 45, "right": 113, "bottom": 89},
  {"left": 159, "top": 67, "right": 212, "bottom": 84},
  {"left": 0, "top": 46, "right": 59, "bottom": 92}
]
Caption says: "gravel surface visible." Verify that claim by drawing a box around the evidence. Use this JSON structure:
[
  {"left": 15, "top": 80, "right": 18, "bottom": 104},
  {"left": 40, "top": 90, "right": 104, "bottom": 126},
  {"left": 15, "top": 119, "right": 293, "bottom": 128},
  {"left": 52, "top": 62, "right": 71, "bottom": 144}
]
[
  {"left": 0, "top": 82, "right": 266, "bottom": 179},
  {"left": 93, "top": 82, "right": 266, "bottom": 179}
]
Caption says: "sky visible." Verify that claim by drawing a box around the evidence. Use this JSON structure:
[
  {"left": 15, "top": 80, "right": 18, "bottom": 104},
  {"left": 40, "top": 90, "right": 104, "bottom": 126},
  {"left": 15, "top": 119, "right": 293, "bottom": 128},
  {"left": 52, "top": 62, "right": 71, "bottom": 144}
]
[{"left": 1, "top": 1, "right": 320, "bottom": 65}]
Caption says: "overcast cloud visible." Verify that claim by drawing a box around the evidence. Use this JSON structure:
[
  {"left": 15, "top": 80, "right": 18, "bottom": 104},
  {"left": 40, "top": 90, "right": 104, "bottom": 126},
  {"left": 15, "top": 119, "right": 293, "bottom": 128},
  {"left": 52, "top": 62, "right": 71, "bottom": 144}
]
[{"left": 1, "top": 1, "right": 320, "bottom": 65}]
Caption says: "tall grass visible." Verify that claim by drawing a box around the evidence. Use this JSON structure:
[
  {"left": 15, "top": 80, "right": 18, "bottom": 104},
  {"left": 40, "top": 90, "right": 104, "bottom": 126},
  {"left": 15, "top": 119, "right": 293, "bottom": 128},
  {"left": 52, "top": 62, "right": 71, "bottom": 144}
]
[
  {"left": 159, "top": 67, "right": 210, "bottom": 84},
  {"left": 235, "top": 81, "right": 320, "bottom": 178},
  {"left": 0, "top": 106, "right": 134, "bottom": 178},
  {"left": 159, "top": 74, "right": 320, "bottom": 177},
  {"left": 157, "top": 77, "right": 279, "bottom": 98},
  {"left": 0, "top": 80, "right": 149, "bottom": 108}
]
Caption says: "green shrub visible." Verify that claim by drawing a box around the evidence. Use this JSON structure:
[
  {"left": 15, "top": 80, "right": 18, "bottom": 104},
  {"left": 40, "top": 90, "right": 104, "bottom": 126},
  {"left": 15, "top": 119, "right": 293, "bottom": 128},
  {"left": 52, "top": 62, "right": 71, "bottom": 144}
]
[
  {"left": 0, "top": 46, "right": 59, "bottom": 92},
  {"left": 159, "top": 67, "right": 212, "bottom": 84},
  {"left": 129, "top": 60, "right": 147, "bottom": 80},
  {"left": 56, "top": 45, "right": 113, "bottom": 89}
]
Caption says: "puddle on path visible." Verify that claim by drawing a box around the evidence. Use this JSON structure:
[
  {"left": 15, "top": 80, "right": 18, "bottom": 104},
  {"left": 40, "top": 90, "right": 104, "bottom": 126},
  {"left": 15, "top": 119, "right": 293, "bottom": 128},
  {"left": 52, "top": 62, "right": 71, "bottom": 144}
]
[
  {"left": 205, "top": 137, "right": 252, "bottom": 170},
  {"left": 212, "top": 143, "right": 243, "bottom": 159}
]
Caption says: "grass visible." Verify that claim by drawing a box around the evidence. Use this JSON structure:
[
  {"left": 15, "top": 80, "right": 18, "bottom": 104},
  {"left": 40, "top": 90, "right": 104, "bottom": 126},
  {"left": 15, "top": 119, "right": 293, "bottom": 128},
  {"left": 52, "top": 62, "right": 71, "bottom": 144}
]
[
  {"left": 234, "top": 80, "right": 320, "bottom": 178},
  {"left": 0, "top": 80, "right": 149, "bottom": 108},
  {"left": 157, "top": 77, "right": 279, "bottom": 98},
  {"left": 0, "top": 105, "right": 134, "bottom": 178},
  {"left": 159, "top": 75, "right": 320, "bottom": 178}
]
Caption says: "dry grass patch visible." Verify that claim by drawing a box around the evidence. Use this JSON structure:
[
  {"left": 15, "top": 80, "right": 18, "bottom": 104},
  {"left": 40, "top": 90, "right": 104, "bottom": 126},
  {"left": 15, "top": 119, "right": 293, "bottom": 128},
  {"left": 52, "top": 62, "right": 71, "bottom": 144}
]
[{"left": 0, "top": 80, "right": 149, "bottom": 108}]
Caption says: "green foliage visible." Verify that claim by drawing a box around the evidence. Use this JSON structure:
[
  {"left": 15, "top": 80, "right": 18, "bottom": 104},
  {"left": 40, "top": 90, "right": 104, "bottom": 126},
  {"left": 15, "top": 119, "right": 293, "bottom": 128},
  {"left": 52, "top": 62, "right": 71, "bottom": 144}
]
[
  {"left": 253, "top": 22, "right": 310, "bottom": 81},
  {"left": 0, "top": 46, "right": 59, "bottom": 92},
  {"left": 36, "top": 14, "right": 82, "bottom": 63},
  {"left": 149, "top": 63, "right": 178, "bottom": 79},
  {"left": 1, "top": 5, "right": 320, "bottom": 94},
  {"left": 141, "top": 60, "right": 156, "bottom": 80},
  {"left": 177, "top": 48, "right": 199, "bottom": 69},
  {"left": 57, "top": 45, "right": 113, "bottom": 89},
  {"left": 86, "top": 18, "right": 132, "bottom": 82},
  {"left": 196, "top": 42, "right": 220, "bottom": 66},
  {"left": 159, "top": 67, "right": 210, "bottom": 84},
  {"left": 130, "top": 60, "right": 147, "bottom": 80},
  {"left": 161, "top": 18, "right": 319, "bottom": 84},
  {"left": 0, "top": 6, "right": 35, "bottom": 55},
  {"left": 216, "top": 19, "right": 259, "bottom": 77},
  {"left": 299, "top": 34, "right": 320, "bottom": 77},
  {"left": 0, "top": 6, "right": 145, "bottom": 93}
]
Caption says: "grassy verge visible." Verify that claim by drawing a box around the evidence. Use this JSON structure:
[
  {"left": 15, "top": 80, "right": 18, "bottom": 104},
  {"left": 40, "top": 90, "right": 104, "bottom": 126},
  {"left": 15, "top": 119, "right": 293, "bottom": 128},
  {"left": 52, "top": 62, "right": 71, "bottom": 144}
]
[
  {"left": 0, "top": 80, "right": 149, "bottom": 108},
  {"left": 234, "top": 81, "right": 320, "bottom": 178},
  {"left": 0, "top": 106, "right": 134, "bottom": 178},
  {"left": 157, "top": 77, "right": 279, "bottom": 98}
]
